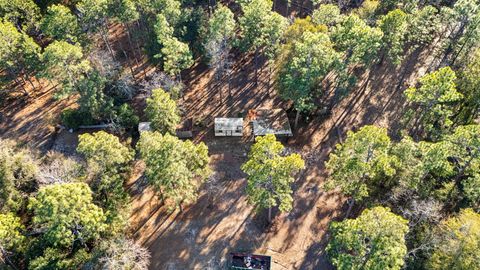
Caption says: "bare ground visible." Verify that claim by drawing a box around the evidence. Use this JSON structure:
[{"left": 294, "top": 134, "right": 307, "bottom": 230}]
[{"left": 127, "top": 43, "right": 439, "bottom": 269}]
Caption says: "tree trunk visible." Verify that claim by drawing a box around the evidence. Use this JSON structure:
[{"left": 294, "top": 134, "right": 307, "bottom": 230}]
[
  {"left": 179, "top": 203, "right": 184, "bottom": 213},
  {"left": 268, "top": 207, "right": 272, "bottom": 223},
  {"left": 294, "top": 110, "right": 300, "bottom": 130},
  {"left": 17, "top": 77, "right": 30, "bottom": 97},
  {"left": 345, "top": 198, "right": 355, "bottom": 218},
  {"left": 254, "top": 48, "right": 259, "bottom": 85},
  {"left": 101, "top": 24, "right": 116, "bottom": 61}
]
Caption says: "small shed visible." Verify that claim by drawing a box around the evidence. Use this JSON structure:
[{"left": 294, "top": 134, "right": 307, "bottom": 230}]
[
  {"left": 251, "top": 109, "right": 293, "bottom": 137},
  {"left": 214, "top": 118, "right": 243, "bottom": 136},
  {"left": 138, "top": 122, "right": 152, "bottom": 133}
]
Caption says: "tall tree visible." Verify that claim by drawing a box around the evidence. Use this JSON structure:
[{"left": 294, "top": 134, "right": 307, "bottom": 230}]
[
  {"left": 312, "top": 4, "right": 343, "bottom": 27},
  {"left": 325, "top": 125, "right": 397, "bottom": 217},
  {"left": 40, "top": 40, "right": 91, "bottom": 97},
  {"left": 428, "top": 208, "right": 480, "bottom": 270},
  {"left": 406, "top": 5, "right": 440, "bottom": 47},
  {"left": 161, "top": 37, "right": 193, "bottom": 79},
  {"left": 204, "top": 4, "right": 236, "bottom": 95},
  {"left": 40, "top": 4, "right": 80, "bottom": 42},
  {"left": 276, "top": 31, "right": 341, "bottom": 129},
  {"left": 0, "top": 20, "right": 40, "bottom": 96},
  {"left": 145, "top": 88, "right": 180, "bottom": 134},
  {"left": 0, "top": 0, "right": 40, "bottom": 32},
  {"left": 77, "top": 131, "right": 134, "bottom": 219},
  {"left": 405, "top": 67, "right": 463, "bottom": 138},
  {"left": 444, "top": 125, "right": 480, "bottom": 208},
  {"left": 331, "top": 14, "right": 383, "bottom": 67},
  {"left": 378, "top": 9, "right": 408, "bottom": 64},
  {"left": 327, "top": 206, "right": 409, "bottom": 270},
  {"left": 77, "top": 0, "right": 115, "bottom": 59},
  {"left": 0, "top": 139, "right": 38, "bottom": 213},
  {"left": 28, "top": 183, "right": 107, "bottom": 248},
  {"left": 137, "top": 132, "right": 210, "bottom": 210},
  {"left": 457, "top": 48, "right": 480, "bottom": 123},
  {"left": 241, "top": 134, "right": 305, "bottom": 222},
  {"left": 0, "top": 212, "right": 26, "bottom": 266},
  {"left": 239, "top": 0, "right": 286, "bottom": 84}
]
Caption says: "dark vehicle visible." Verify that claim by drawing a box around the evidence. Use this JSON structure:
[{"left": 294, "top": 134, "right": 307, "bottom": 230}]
[{"left": 230, "top": 253, "right": 271, "bottom": 270}]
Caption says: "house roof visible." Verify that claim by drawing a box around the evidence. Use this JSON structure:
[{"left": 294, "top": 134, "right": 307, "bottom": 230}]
[
  {"left": 251, "top": 109, "right": 292, "bottom": 136},
  {"left": 214, "top": 118, "right": 244, "bottom": 130}
]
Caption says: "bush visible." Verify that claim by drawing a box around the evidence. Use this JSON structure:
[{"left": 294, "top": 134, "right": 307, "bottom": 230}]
[{"left": 60, "top": 109, "right": 94, "bottom": 129}]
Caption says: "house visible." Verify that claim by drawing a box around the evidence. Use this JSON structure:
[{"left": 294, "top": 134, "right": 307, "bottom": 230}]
[{"left": 214, "top": 118, "right": 243, "bottom": 136}]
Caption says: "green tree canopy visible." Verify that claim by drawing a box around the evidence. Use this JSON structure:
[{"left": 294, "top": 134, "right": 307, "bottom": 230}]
[
  {"left": 145, "top": 88, "right": 180, "bottom": 134},
  {"left": 0, "top": 139, "right": 38, "bottom": 213},
  {"left": 161, "top": 37, "right": 193, "bottom": 77},
  {"left": 443, "top": 125, "right": 480, "bottom": 207},
  {"left": 378, "top": 9, "right": 408, "bottom": 64},
  {"left": 28, "top": 183, "right": 107, "bottom": 248},
  {"left": 0, "top": 20, "right": 40, "bottom": 94},
  {"left": 457, "top": 48, "right": 480, "bottom": 123},
  {"left": 77, "top": 131, "right": 133, "bottom": 233},
  {"left": 276, "top": 31, "right": 341, "bottom": 124},
  {"left": 40, "top": 40, "right": 91, "bottom": 97},
  {"left": 428, "top": 208, "right": 480, "bottom": 270},
  {"left": 312, "top": 4, "right": 342, "bottom": 27},
  {"left": 0, "top": 212, "right": 26, "bottom": 257},
  {"left": 331, "top": 14, "right": 383, "bottom": 66},
  {"left": 40, "top": 4, "right": 80, "bottom": 42},
  {"left": 137, "top": 132, "right": 210, "bottom": 209},
  {"left": 241, "top": 134, "right": 305, "bottom": 221},
  {"left": 405, "top": 67, "right": 463, "bottom": 137},
  {"left": 0, "top": 0, "right": 40, "bottom": 32},
  {"left": 77, "top": 131, "right": 134, "bottom": 172},
  {"left": 325, "top": 125, "right": 397, "bottom": 216},
  {"left": 327, "top": 206, "right": 409, "bottom": 270}
]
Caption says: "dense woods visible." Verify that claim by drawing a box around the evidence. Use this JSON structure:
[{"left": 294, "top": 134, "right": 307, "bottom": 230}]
[{"left": 0, "top": 0, "right": 479, "bottom": 269}]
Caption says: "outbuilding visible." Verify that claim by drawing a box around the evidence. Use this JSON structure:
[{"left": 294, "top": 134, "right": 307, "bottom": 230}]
[{"left": 214, "top": 118, "right": 244, "bottom": 136}]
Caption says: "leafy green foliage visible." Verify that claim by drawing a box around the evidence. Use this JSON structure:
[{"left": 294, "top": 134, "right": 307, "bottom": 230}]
[
  {"left": 77, "top": 0, "right": 109, "bottom": 31},
  {"left": 406, "top": 5, "right": 440, "bottom": 46},
  {"left": 325, "top": 126, "right": 397, "bottom": 204},
  {"left": 0, "top": 140, "right": 38, "bottom": 213},
  {"left": 0, "top": 212, "right": 26, "bottom": 254},
  {"left": 161, "top": 37, "right": 193, "bottom": 77},
  {"left": 145, "top": 88, "right": 180, "bottom": 134},
  {"left": 77, "top": 131, "right": 133, "bottom": 172},
  {"left": 276, "top": 31, "right": 341, "bottom": 113},
  {"left": 332, "top": 14, "right": 383, "bottom": 66},
  {"left": 40, "top": 41, "right": 91, "bottom": 97},
  {"left": 137, "top": 131, "right": 210, "bottom": 209},
  {"left": 327, "top": 206, "right": 409, "bottom": 270},
  {"left": 405, "top": 67, "right": 463, "bottom": 137},
  {"left": 28, "top": 183, "right": 107, "bottom": 248},
  {"left": 241, "top": 134, "right": 305, "bottom": 215},
  {"left": 40, "top": 4, "right": 80, "bottom": 42},
  {"left": 77, "top": 131, "right": 133, "bottom": 226},
  {"left": 428, "top": 208, "right": 480, "bottom": 270},
  {"left": 457, "top": 49, "right": 480, "bottom": 123},
  {"left": 312, "top": 4, "right": 342, "bottom": 27},
  {"left": 0, "top": 0, "right": 40, "bottom": 32},
  {"left": 0, "top": 20, "right": 40, "bottom": 83},
  {"left": 378, "top": 9, "right": 408, "bottom": 64},
  {"left": 443, "top": 125, "right": 480, "bottom": 207}
]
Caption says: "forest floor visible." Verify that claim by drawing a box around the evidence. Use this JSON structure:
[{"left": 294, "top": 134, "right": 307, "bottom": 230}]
[
  {"left": 0, "top": 11, "right": 441, "bottom": 270},
  {"left": 127, "top": 43, "right": 439, "bottom": 269}
]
